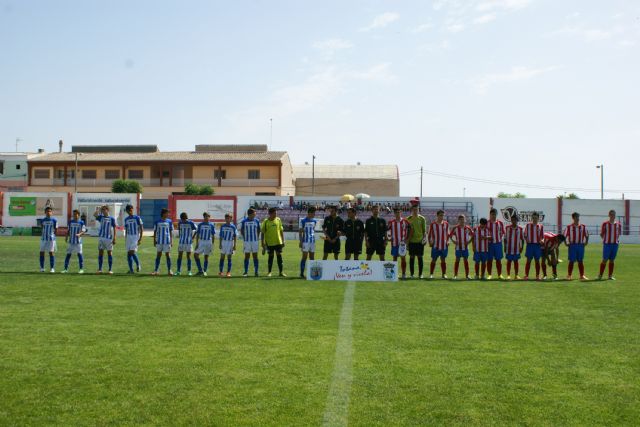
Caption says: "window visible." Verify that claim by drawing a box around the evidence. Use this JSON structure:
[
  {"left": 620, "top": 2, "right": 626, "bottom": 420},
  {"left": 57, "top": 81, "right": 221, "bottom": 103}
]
[
  {"left": 214, "top": 169, "right": 227, "bottom": 179},
  {"left": 16, "top": 164, "right": 21, "bottom": 170},
  {"left": 105, "top": 170, "right": 120, "bottom": 180},
  {"left": 34, "top": 169, "right": 50, "bottom": 179},
  {"left": 82, "top": 170, "right": 97, "bottom": 180},
  {"left": 248, "top": 169, "right": 260, "bottom": 179},
  {"left": 255, "top": 192, "right": 276, "bottom": 196},
  {"left": 55, "top": 169, "right": 65, "bottom": 179},
  {"left": 128, "top": 170, "right": 143, "bottom": 179},
  {"left": 0, "top": 161, "right": 4, "bottom": 175},
  {"left": 162, "top": 170, "right": 170, "bottom": 178}
]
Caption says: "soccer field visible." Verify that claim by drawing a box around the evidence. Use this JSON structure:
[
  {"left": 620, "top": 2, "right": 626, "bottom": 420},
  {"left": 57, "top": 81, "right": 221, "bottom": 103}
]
[{"left": 1, "top": 237, "right": 639, "bottom": 426}]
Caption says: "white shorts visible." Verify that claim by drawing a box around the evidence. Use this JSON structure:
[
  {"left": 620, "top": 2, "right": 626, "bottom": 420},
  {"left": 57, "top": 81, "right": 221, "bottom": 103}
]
[
  {"left": 66, "top": 243, "right": 83, "bottom": 254},
  {"left": 302, "top": 241, "right": 315, "bottom": 253},
  {"left": 40, "top": 240, "right": 57, "bottom": 253},
  {"left": 156, "top": 244, "right": 172, "bottom": 253},
  {"left": 126, "top": 235, "right": 139, "bottom": 252},
  {"left": 195, "top": 241, "right": 213, "bottom": 255},
  {"left": 178, "top": 243, "right": 193, "bottom": 253},
  {"left": 243, "top": 240, "right": 259, "bottom": 253},
  {"left": 398, "top": 242, "right": 407, "bottom": 257},
  {"left": 98, "top": 238, "right": 113, "bottom": 251},
  {"left": 220, "top": 240, "right": 235, "bottom": 255}
]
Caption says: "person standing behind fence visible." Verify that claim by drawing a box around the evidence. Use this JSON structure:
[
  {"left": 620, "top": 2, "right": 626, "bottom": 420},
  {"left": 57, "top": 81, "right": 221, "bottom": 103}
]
[
  {"left": 240, "top": 208, "right": 261, "bottom": 277},
  {"left": 564, "top": 212, "right": 589, "bottom": 280},
  {"left": 322, "top": 206, "right": 344, "bottom": 260},
  {"left": 261, "top": 207, "right": 286, "bottom": 277},
  {"left": 598, "top": 209, "right": 622, "bottom": 280},
  {"left": 343, "top": 208, "right": 365, "bottom": 260},
  {"left": 406, "top": 204, "right": 427, "bottom": 279}
]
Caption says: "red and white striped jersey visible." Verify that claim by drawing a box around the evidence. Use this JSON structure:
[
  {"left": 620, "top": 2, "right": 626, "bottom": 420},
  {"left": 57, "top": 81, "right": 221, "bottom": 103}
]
[
  {"left": 428, "top": 221, "right": 450, "bottom": 250},
  {"left": 449, "top": 225, "right": 473, "bottom": 250},
  {"left": 473, "top": 226, "right": 491, "bottom": 252},
  {"left": 543, "top": 232, "right": 561, "bottom": 251},
  {"left": 504, "top": 224, "right": 524, "bottom": 255},
  {"left": 388, "top": 218, "right": 410, "bottom": 246},
  {"left": 524, "top": 223, "right": 544, "bottom": 244},
  {"left": 564, "top": 223, "right": 588, "bottom": 245},
  {"left": 487, "top": 220, "right": 505, "bottom": 243},
  {"left": 600, "top": 221, "right": 622, "bottom": 244}
]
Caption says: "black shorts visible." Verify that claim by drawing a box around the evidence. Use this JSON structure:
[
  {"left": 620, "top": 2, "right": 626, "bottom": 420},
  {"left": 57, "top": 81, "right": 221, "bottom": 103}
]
[
  {"left": 408, "top": 242, "right": 425, "bottom": 257},
  {"left": 324, "top": 239, "right": 341, "bottom": 254},
  {"left": 267, "top": 244, "right": 284, "bottom": 254},
  {"left": 366, "top": 241, "right": 386, "bottom": 256},
  {"left": 345, "top": 239, "right": 363, "bottom": 255}
]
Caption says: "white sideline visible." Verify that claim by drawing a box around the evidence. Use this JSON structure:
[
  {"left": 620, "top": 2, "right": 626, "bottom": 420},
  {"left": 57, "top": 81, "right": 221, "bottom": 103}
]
[{"left": 322, "top": 281, "right": 356, "bottom": 427}]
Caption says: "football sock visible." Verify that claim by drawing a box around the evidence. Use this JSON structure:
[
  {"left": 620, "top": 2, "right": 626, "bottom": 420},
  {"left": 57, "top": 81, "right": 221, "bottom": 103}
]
[{"left": 608, "top": 262, "right": 614, "bottom": 277}]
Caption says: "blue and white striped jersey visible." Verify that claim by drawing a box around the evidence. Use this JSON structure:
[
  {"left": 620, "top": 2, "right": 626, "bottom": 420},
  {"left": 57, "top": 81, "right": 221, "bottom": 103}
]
[
  {"left": 96, "top": 215, "right": 116, "bottom": 239},
  {"left": 68, "top": 219, "right": 86, "bottom": 244},
  {"left": 240, "top": 218, "right": 260, "bottom": 242},
  {"left": 154, "top": 219, "right": 173, "bottom": 244},
  {"left": 40, "top": 217, "right": 57, "bottom": 241},
  {"left": 178, "top": 220, "right": 197, "bottom": 244},
  {"left": 219, "top": 223, "right": 237, "bottom": 242},
  {"left": 124, "top": 215, "right": 143, "bottom": 237},
  {"left": 300, "top": 217, "right": 317, "bottom": 243},
  {"left": 197, "top": 222, "right": 216, "bottom": 241}
]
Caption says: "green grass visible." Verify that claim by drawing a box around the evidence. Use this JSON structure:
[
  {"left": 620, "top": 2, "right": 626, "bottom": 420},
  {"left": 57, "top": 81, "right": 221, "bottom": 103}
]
[{"left": 1, "top": 237, "right": 639, "bottom": 426}]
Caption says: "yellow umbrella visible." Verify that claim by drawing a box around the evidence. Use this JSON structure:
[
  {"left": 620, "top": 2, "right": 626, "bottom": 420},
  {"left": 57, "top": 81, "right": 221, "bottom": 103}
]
[{"left": 340, "top": 194, "right": 355, "bottom": 202}]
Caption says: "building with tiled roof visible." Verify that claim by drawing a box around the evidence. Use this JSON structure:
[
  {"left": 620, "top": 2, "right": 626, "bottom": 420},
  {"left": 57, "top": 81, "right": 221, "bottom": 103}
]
[
  {"left": 28, "top": 144, "right": 295, "bottom": 199},
  {"left": 293, "top": 164, "right": 399, "bottom": 196}
]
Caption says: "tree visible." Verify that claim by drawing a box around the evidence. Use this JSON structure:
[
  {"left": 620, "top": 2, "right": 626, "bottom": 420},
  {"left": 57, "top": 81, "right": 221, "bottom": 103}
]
[
  {"left": 497, "top": 192, "right": 526, "bottom": 198},
  {"left": 112, "top": 179, "right": 143, "bottom": 194},
  {"left": 184, "top": 183, "right": 215, "bottom": 195},
  {"left": 557, "top": 193, "right": 580, "bottom": 200}
]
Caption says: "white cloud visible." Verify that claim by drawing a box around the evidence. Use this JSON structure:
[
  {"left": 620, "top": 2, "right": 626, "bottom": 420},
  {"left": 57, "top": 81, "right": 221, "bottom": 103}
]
[
  {"left": 410, "top": 23, "right": 433, "bottom": 33},
  {"left": 471, "top": 65, "right": 560, "bottom": 95},
  {"left": 551, "top": 25, "right": 620, "bottom": 42},
  {"left": 360, "top": 12, "right": 399, "bottom": 31},
  {"left": 312, "top": 38, "right": 353, "bottom": 58},
  {"left": 351, "top": 63, "right": 396, "bottom": 83},
  {"left": 474, "top": 13, "right": 496, "bottom": 24},
  {"left": 446, "top": 23, "right": 466, "bottom": 33},
  {"left": 476, "top": 0, "right": 532, "bottom": 12}
]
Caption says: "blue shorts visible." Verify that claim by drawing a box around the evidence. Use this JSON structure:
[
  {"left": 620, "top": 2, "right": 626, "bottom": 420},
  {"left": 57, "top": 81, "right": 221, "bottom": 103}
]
[
  {"left": 390, "top": 246, "right": 404, "bottom": 257},
  {"left": 455, "top": 249, "right": 469, "bottom": 259},
  {"left": 431, "top": 247, "right": 448, "bottom": 260},
  {"left": 488, "top": 243, "right": 504, "bottom": 261},
  {"left": 474, "top": 251, "right": 489, "bottom": 263},
  {"left": 602, "top": 243, "right": 619, "bottom": 261},
  {"left": 525, "top": 243, "right": 542, "bottom": 260},
  {"left": 506, "top": 253, "right": 521, "bottom": 261},
  {"left": 568, "top": 244, "right": 585, "bottom": 263}
]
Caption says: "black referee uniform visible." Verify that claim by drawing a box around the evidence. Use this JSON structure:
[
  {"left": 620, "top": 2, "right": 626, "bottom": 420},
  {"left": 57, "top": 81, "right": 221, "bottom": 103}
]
[
  {"left": 322, "top": 214, "right": 344, "bottom": 256},
  {"left": 344, "top": 217, "right": 365, "bottom": 259},
  {"left": 365, "top": 215, "right": 387, "bottom": 258}
]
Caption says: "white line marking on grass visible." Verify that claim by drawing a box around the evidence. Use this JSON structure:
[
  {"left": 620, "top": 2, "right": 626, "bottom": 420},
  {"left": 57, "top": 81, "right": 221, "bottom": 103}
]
[{"left": 323, "top": 280, "right": 356, "bottom": 427}]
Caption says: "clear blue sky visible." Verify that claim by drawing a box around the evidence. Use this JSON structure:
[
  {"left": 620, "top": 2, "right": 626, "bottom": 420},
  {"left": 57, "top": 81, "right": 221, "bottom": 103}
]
[{"left": 1, "top": 0, "right": 639, "bottom": 198}]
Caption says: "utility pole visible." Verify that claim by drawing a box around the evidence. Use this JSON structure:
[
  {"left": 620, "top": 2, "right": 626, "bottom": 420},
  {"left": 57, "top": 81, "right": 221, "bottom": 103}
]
[
  {"left": 269, "top": 118, "right": 273, "bottom": 150},
  {"left": 420, "top": 166, "right": 423, "bottom": 198},
  {"left": 312, "top": 155, "right": 316, "bottom": 196},
  {"left": 463, "top": 187, "right": 466, "bottom": 198},
  {"left": 15, "top": 137, "right": 22, "bottom": 152},
  {"left": 596, "top": 164, "right": 604, "bottom": 200}
]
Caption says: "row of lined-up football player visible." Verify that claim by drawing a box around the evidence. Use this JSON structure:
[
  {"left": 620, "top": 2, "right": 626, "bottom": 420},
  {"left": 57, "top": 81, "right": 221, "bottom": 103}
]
[{"left": 38, "top": 205, "right": 623, "bottom": 281}]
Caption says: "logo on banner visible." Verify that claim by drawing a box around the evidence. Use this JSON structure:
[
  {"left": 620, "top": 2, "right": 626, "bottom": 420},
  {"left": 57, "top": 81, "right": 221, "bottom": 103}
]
[
  {"left": 310, "top": 262, "right": 323, "bottom": 281},
  {"left": 501, "top": 206, "right": 545, "bottom": 223},
  {"left": 383, "top": 263, "right": 396, "bottom": 280}
]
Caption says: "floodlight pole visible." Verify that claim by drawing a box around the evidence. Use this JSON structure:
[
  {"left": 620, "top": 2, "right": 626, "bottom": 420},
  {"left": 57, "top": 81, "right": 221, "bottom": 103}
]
[{"left": 420, "top": 166, "right": 423, "bottom": 199}]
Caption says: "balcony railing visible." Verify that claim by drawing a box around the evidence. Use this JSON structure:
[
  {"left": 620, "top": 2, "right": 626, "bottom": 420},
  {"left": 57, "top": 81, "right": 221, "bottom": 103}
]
[{"left": 33, "top": 178, "right": 280, "bottom": 188}]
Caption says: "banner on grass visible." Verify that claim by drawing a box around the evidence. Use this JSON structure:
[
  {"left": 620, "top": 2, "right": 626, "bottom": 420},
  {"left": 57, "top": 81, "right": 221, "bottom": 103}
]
[{"left": 306, "top": 260, "right": 398, "bottom": 282}]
